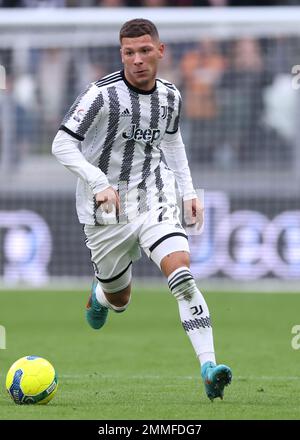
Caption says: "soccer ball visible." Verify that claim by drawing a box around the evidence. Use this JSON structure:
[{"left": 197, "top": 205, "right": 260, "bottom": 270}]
[{"left": 6, "top": 356, "right": 58, "bottom": 405}]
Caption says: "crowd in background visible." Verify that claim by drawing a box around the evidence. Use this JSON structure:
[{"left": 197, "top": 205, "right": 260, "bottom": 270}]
[
  {"left": 0, "top": 1, "right": 298, "bottom": 171},
  {"left": 1, "top": 34, "right": 296, "bottom": 171},
  {"left": 1, "top": 0, "right": 300, "bottom": 8}
]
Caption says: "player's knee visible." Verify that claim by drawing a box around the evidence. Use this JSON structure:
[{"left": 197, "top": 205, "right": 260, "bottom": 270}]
[
  {"left": 160, "top": 251, "right": 190, "bottom": 278},
  {"left": 167, "top": 266, "right": 197, "bottom": 301}
]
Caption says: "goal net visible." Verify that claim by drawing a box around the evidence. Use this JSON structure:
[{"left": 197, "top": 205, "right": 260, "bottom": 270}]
[{"left": 0, "top": 7, "right": 299, "bottom": 286}]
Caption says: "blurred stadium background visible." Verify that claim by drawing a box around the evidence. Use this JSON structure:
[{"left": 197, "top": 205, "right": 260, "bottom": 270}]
[{"left": 0, "top": 2, "right": 300, "bottom": 290}]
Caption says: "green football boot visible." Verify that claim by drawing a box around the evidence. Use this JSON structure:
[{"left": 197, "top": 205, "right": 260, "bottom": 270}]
[
  {"left": 201, "top": 361, "right": 232, "bottom": 401},
  {"left": 85, "top": 278, "right": 108, "bottom": 330}
]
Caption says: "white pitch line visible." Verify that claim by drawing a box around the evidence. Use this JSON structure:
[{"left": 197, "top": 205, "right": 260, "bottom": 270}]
[
  {"left": 0, "top": 372, "right": 298, "bottom": 381},
  {"left": 58, "top": 374, "right": 300, "bottom": 381}
]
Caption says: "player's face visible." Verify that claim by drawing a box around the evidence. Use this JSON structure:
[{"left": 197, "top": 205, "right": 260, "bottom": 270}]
[{"left": 121, "top": 34, "right": 164, "bottom": 91}]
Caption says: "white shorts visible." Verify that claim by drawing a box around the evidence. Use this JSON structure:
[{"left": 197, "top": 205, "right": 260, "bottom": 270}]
[{"left": 84, "top": 206, "right": 189, "bottom": 293}]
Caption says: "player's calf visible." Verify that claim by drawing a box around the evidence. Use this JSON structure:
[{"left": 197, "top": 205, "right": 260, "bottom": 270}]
[
  {"left": 167, "top": 266, "right": 214, "bottom": 358},
  {"left": 104, "top": 287, "right": 131, "bottom": 312},
  {"left": 166, "top": 266, "right": 232, "bottom": 400},
  {"left": 86, "top": 271, "right": 132, "bottom": 329}
]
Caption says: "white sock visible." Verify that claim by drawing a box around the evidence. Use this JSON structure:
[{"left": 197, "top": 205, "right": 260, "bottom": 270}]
[
  {"left": 95, "top": 283, "right": 111, "bottom": 308},
  {"left": 168, "top": 267, "right": 216, "bottom": 367},
  {"left": 199, "top": 352, "right": 216, "bottom": 366}
]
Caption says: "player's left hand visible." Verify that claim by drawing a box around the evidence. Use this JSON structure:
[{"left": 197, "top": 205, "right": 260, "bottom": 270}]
[{"left": 183, "top": 197, "right": 204, "bottom": 230}]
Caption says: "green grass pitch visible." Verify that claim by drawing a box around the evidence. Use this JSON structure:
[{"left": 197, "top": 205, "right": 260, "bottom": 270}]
[{"left": 0, "top": 285, "right": 300, "bottom": 420}]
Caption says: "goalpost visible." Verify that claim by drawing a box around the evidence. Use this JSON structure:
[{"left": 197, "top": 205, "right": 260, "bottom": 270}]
[{"left": 0, "top": 7, "right": 299, "bottom": 287}]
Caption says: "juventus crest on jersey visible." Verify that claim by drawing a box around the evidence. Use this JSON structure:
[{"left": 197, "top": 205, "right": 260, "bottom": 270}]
[{"left": 60, "top": 70, "right": 182, "bottom": 225}]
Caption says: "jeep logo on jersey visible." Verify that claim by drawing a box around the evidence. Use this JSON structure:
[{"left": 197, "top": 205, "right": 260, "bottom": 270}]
[{"left": 122, "top": 124, "right": 160, "bottom": 144}]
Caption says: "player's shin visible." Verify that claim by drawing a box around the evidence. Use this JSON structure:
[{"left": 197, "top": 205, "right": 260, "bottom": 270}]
[{"left": 168, "top": 267, "right": 216, "bottom": 366}]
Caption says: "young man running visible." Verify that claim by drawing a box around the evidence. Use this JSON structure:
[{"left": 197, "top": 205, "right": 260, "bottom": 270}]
[{"left": 52, "top": 18, "right": 232, "bottom": 401}]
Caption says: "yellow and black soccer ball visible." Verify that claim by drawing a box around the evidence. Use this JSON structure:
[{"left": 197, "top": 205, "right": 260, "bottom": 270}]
[{"left": 6, "top": 356, "right": 58, "bottom": 405}]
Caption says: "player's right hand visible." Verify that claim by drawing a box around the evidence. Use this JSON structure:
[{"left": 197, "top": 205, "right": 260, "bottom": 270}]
[{"left": 95, "top": 187, "right": 120, "bottom": 214}]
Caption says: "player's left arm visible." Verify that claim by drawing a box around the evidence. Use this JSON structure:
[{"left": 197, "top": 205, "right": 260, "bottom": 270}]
[{"left": 161, "top": 128, "right": 204, "bottom": 229}]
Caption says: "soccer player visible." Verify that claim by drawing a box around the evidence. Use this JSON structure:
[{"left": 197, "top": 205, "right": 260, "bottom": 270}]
[{"left": 52, "top": 18, "right": 232, "bottom": 401}]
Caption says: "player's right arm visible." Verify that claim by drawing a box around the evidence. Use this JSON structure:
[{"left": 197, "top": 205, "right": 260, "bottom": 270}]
[
  {"left": 52, "top": 130, "right": 110, "bottom": 196},
  {"left": 52, "top": 83, "right": 118, "bottom": 210},
  {"left": 52, "top": 132, "right": 119, "bottom": 213}
]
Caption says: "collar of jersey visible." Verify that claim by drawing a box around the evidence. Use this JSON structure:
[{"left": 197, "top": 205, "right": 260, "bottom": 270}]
[{"left": 121, "top": 70, "right": 157, "bottom": 95}]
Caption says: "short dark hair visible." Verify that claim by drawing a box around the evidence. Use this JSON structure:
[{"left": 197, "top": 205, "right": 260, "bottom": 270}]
[{"left": 119, "top": 18, "right": 160, "bottom": 43}]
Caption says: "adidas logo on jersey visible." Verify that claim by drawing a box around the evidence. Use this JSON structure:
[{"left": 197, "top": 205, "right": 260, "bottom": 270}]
[
  {"left": 122, "top": 124, "right": 161, "bottom": 144},
  {"left": 121, "top": 108, "right": 131, "bottom": 117}
]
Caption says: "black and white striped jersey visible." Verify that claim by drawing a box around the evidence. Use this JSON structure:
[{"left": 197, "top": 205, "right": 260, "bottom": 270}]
[{"left": 59, "top": 70, "right": 184, "bottom": 225}]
